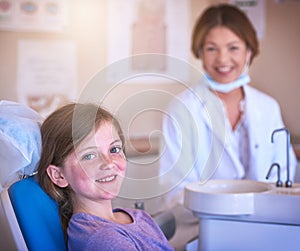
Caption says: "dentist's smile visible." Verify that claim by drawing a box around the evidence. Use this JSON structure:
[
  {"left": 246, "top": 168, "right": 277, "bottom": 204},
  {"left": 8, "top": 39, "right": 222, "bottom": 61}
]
[{"left": 216, "top": 66, "right": 231, "bottom": 73}]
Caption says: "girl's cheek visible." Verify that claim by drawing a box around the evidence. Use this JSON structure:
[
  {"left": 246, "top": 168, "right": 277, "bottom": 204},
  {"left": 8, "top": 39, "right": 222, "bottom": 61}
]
[{"left": 119, "top": 158, "right": 127, "bottom": 172}]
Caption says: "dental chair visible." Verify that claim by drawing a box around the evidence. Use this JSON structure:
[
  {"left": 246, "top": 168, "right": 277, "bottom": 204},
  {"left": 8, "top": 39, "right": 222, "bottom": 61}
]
[
  {"left": 0, "top": 175, "right": 66, "bottom": 251},
  {"left": 0, "top": 100, "right": 63, "bottom": 250},
  {"left": 0, "top": 100, "right": 54, "bottom": 250}
]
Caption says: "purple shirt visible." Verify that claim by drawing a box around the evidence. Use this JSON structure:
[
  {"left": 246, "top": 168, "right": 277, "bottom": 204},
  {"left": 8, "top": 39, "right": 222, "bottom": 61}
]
[{"left": 67, "top": 208, "right": 174, "bottom": 251}]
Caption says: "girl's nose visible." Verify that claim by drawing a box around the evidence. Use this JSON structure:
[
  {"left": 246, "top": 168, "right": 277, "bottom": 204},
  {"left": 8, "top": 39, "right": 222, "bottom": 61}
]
[{"left": 100, "top": 155, "right": 115, "bottom": 170}]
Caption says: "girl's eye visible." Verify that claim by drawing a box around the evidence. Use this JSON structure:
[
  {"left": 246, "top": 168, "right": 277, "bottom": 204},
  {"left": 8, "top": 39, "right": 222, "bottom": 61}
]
[
  {"left": 110, "top": 146, "right": 122, "bottom": 154},
  {"left": 82, "top": 153, "right": 96, "bottom": 161}
]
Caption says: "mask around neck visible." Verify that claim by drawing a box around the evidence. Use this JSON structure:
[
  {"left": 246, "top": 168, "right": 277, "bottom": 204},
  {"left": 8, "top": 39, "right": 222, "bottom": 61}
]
[{"left": 205, "top": 73, "right": 251, "bottom": 93}]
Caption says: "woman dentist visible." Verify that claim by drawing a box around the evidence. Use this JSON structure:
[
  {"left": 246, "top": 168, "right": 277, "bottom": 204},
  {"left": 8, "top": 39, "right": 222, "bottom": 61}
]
[{"left": 159, "top": 4, "right": 297, "bottom": 250}]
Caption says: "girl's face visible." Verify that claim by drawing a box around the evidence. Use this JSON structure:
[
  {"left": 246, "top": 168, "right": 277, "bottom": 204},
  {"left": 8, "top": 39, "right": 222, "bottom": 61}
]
[
  {"left": 201, "top": 26, "right": 250, "bottom": 84},
  {"left": 59, "top": 121, "right": 126, "bottom": 205}
]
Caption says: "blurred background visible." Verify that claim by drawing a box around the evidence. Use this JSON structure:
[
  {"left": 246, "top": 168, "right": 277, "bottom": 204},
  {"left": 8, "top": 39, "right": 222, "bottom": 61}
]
[{"left": 0, "top": 0, "right": 299, "bottom": 140}]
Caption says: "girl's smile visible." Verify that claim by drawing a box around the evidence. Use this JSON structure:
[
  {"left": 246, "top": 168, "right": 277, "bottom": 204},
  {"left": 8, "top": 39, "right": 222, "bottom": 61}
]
[{"left": 95, "top": 175, "right": 117, "bottom": 183}]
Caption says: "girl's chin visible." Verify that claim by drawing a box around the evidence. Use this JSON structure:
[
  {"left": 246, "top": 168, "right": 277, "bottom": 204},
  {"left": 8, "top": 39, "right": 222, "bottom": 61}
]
[
  {"left": 101, "top": 192, "right": 118, "bottom": 200},
  {"left": 94, "top": 184, "right": 121, "bottom": 199}
]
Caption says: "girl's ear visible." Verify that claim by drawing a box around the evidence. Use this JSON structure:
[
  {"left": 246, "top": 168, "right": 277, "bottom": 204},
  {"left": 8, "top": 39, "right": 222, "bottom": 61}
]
[{"left": 47, "top": 165, "right": 69, "bottom": 188}]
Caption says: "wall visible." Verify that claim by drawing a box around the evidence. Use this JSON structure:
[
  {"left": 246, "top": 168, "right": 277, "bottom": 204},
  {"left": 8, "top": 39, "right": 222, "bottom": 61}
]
[
  {"left": 0, "top": 0, "right": 300, "bottom": 142},
  {"left": 250, "top": 0, "right": 300, "bottom": 143}
]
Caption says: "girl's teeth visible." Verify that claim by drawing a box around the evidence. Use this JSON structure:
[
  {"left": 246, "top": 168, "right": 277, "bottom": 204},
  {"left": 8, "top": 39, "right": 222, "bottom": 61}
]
[{"left": 96, "top": 175, "right": 116, "bottom": 183}]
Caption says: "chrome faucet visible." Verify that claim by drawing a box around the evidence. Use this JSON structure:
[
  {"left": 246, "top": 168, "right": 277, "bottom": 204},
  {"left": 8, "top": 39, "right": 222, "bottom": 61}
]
[
  {"left": 271, "top": 128, "right": 292, "bottom": 187},
  {"left": 266, "top": 163, "right": 283, "bottom": 187}
]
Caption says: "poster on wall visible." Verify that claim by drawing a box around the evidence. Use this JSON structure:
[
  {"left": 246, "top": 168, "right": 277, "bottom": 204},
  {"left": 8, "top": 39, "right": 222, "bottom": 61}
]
[
  {"left": 230, "top": 0, "right": 265, "bottom": 40},
  {"left": 17, "top": 40, "right": 77, "bottom": 117},
  {"left": 107, "top": 0, "right": 190, "bottom": 84},
  {"left": 0, "top": 0, "right": 67, "bottom": 32}
]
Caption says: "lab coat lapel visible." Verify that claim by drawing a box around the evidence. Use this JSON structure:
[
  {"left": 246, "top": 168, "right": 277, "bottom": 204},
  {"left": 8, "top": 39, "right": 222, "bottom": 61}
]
[
  {"left": 243, "top": 86, "right": 263, "bottom": 178},
  {"left": 199, "top": 85, "right": 247, "bottom": 178}
]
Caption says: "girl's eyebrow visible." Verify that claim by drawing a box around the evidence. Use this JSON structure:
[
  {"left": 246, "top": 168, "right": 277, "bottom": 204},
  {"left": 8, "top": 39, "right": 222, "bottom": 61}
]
[
  {"left": 76, "top": 146, "right": 97, "bottom": 155},
  {"left": 77, "top": 139, "right": 122, "bottom": 154},
  {"left": 111, "top": 139, "right": 122, "bottom": 145}
]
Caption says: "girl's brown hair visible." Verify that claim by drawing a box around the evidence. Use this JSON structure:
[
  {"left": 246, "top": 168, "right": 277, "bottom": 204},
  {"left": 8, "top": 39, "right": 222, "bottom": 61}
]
[
  {"left": 36, "top": 103, "right": 125, "bottom": 237},
  {"left": 191, "top": 4, "right": 259, "bottom": 64}
]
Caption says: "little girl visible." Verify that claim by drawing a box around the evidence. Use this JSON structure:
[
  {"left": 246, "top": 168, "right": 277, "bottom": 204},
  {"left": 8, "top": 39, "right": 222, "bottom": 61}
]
[{"left": 37, "top": 103, "right": 173, "bottom": 251}]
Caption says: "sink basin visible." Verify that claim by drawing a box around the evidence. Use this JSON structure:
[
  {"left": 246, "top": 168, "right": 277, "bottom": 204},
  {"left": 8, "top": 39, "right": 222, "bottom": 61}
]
[
  {"left": 185, "top": 180, "right": 300, "bottom": 251},
  {"left": 184, "top": 180, "right": 272, "bottom": 215},
  {"left": 194, "top": 179, "right": 272, "bottom": 194}
]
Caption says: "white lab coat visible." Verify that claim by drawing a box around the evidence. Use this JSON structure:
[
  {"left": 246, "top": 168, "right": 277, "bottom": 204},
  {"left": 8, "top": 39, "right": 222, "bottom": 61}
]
[{"left": 159, "top": 81, "right": 297, "bottom": 206}]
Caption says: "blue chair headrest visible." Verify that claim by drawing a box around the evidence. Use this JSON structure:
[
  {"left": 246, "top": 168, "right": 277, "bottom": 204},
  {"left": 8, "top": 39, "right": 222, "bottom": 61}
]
[{"left": 8, "top": 176, "right": 66, "bottom": 251}]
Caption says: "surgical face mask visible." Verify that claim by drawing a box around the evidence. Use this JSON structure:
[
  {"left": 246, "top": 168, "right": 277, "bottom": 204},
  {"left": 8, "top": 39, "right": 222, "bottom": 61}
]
[{"left": 205, "top": 73, "right": 251, "bottom": 93}]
